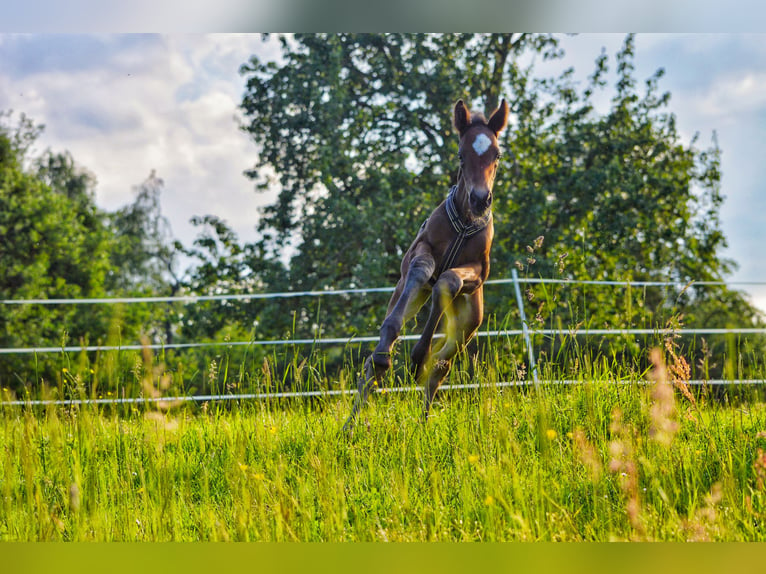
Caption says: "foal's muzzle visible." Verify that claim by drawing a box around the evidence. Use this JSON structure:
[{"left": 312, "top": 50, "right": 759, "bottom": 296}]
[{"left": 469, "top": 189, "right": 492, "bottom": 216}]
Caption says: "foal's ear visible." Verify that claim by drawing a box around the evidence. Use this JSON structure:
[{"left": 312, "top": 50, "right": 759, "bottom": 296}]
[
  {"left": 487, "top": 98, "right": 509, "bottom": 136},
  {"left": 453, "top": 100, "right": 470, "bottom": 135}
]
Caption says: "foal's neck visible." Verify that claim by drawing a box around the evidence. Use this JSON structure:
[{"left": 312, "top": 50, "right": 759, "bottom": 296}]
[{"left": 453, "top": 177, "right": 475, "bottom": 225}]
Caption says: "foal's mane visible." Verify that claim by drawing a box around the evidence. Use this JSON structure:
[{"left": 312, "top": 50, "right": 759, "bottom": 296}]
[{"left": 467, "top": 112, "right": 488, "bottom": 127}]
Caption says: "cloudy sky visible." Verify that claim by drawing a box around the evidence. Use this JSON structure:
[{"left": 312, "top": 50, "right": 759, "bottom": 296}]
[{"left": 1, "top": 33, "right": 765, "bottom": 312}]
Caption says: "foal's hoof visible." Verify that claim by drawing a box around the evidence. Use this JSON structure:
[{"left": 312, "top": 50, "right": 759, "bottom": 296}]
[{"left": 341, "top": 417, "right": 355, "bottom": 435}]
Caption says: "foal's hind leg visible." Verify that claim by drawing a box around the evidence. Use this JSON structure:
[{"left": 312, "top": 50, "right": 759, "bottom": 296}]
[
  {"left": 410, "top": 268, "right": 471, "bottom": 381},
  {"left": 422, "top": 289, "right": 483, "bottom": 418}
]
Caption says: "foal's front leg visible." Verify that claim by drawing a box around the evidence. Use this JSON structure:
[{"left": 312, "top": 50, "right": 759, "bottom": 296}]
[
  {"left": 343, "top": 253, "right": 434, "bottom": 432},
  {"left": 369, "top": 253, "right": 435, "bottom": 379}
]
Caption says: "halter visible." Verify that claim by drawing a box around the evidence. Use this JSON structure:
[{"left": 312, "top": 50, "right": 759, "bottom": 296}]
[{"left": 428, "top": 177, "right": 492, "bottom": 286}]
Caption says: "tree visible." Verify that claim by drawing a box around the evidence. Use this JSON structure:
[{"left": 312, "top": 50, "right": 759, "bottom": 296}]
[
  {"left": 483, "top": 36, "right": 766, "bottom": 372},
  {"left": 108, "top": 171, "right": 180, "bottom": 294},
  {"left": 240, "top": 34, "right": 561, "bottom": 339},
  {"left": 0, "top": 113, "right": 113, "bottom": 388},
  {"left": 178, "top": 214, "right": 286, "bottom": 343},
  {"left": 106, "top": 170, "right": 185, "bottom": 345},
  {"left": 239, "top": 34, "right": 763, "bottom": 376}
]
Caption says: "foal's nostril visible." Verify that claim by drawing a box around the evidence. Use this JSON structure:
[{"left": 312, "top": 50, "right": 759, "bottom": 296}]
[{"left": 469, "top": 190, "right": 492, "bottom": 214}]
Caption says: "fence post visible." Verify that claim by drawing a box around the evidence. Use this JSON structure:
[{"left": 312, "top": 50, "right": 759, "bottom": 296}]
[{"left": 512, "top": 268, "right": 539, "bottom": 388}]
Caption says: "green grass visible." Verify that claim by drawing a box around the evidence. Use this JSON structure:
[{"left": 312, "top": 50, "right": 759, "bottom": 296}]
[{"left": 2, "top": 354, "right": 766, "bottom": 541}]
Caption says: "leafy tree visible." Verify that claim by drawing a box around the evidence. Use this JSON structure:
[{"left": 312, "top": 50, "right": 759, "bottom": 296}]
[
  {"left": 108, "top": 171, "right": 180, "bottom": 294},
  {"left": 178, "top": 215, "right": 286, "bottom": 342},
  {"left": 240, "top": 34, "right": 561, "bottom": 339},
  {"left": 106, "top": 170, "right": 186, "bottom": 346},
  {"left": 239, "top": 34, "right": 763, "bottom": 376},
  {"left": 0, "top": 114, "right": 113, "bottom": 389},
  {"left": 35, "top": 149, "right": 98, "bottom": 220},
  {"left": 493, "top": 36, "right": 762, "bottom": 370}
]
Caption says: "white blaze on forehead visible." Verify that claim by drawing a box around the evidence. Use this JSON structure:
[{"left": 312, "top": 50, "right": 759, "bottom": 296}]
[{"left": 472, "top": 133, "right": 492, "bottom": 156}]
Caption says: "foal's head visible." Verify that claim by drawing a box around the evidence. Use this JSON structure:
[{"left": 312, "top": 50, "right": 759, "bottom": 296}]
[{"left": 453, "top": 99, "right": 509, "bottom": 218}]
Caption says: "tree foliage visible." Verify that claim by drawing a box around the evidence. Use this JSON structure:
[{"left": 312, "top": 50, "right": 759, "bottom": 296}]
[
  {"left": 0, "top": 116, "right": 185, "bottom": 388},
  {"left": 0, "top": 114, "right": 113, "bottom": 387},
  {"left": 238, "top": 33, "right": 763, "bottom": 368}
]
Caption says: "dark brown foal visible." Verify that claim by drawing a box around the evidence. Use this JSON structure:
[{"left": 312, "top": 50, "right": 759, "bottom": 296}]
[{"left": 344, "top": 98, "right": 509, "bottom": 431}]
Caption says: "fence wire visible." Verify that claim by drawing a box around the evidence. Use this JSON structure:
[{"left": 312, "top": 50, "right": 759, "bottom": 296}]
[
  {"left": 2, "top": 327, "right": 766, "bottom": 356},
  {"left": 2, "top": 277, "right": 764, "bottom": 306},
  {"left": 3, "top": 379, "right": 764, "bottom": 407},
  {"left": 2, "top": 276, "right": 766, "bottom": 404}
]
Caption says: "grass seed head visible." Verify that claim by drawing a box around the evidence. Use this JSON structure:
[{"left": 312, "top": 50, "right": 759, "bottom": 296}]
[
  {"left": 648, "top": 348, "right": 679, "bottom": 447},
  {"left": 573, "top": 429, "right": 602, "bottom": 481}
]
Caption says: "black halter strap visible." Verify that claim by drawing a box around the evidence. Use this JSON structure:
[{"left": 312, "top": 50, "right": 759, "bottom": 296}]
[{"left": 429, "top": 185, "right": 492, "bottom": 286}]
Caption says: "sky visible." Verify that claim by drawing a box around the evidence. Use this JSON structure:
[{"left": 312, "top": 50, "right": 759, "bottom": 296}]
[{"left": 1, "top": 33, "right": 765, "bottom": 313}]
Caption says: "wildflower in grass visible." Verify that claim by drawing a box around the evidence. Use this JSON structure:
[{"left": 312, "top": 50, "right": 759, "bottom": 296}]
[
  {"left": 468, "top": 454, "right": 480, "bottom": 465},
  {"left": 546, "top": 429, "right": 557, "bottom": 440},
  {"left": 484, "top": 495, "right": 495, "bottom": 506},
  {"left": 514, "top": 260, "right": 524, "bottom": 271},
  {"left": 208, "top": 359, "right": 218, "bottom": 385},
  {"left": 684, "top": 482, "right": 723, "bottom": 541},
  {"left": 663, "top": 335, "right": 695, "bottom": 405},
  {"left": 533, "top": 235, "right": 544, "bottom": 250},
  {"left": 253, "top": 472, "right": 265, "bottom": 481}
]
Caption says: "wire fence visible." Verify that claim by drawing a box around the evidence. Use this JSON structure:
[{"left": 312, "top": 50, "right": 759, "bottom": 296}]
[
  {"left": 2, "top": 274, "right": 765, "bottom": 404},
  {"left": 3, "top": 379, "right": 765, "bottom": 408},
  {"left": 3, "top": 273, "right": 765, "bottom": 355},
  {"left": 4, "top": 327, "right": 766, "bottom": 356},
  {"left": 2, "top": 276, "right": 764, "bottom": 306}
]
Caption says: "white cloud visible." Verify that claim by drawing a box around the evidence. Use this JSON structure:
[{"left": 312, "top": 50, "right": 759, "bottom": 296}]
[
  {"left": 0, "top": 33, "right": 278, "bottom": 248},
  {"left": 692, "top": 71, "right": 766, "bottom": 123}
]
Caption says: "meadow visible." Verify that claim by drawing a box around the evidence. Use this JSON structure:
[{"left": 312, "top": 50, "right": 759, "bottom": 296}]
[{"left": 2, "top": 338, "right": 766, "bottom": 542}]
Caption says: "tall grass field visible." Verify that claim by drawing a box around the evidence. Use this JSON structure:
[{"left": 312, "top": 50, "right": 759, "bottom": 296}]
[{"left": 2, "top": 335, "right": 766, "bottom": 542}]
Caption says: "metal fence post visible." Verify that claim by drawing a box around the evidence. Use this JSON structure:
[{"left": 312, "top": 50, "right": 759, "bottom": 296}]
[{"left": 511, "top": 268, "right": 539, "bottom": 388}]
